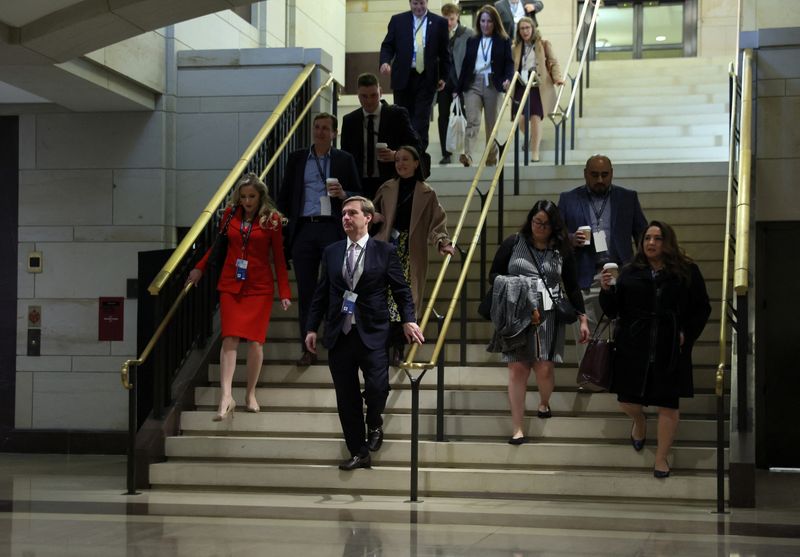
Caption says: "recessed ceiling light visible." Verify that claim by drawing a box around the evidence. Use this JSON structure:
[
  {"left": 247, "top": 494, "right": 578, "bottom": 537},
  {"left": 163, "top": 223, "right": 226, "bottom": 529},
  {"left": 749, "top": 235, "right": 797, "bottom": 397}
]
[{"left": 655, "top": 35, "right": 667, "bottom": 42}]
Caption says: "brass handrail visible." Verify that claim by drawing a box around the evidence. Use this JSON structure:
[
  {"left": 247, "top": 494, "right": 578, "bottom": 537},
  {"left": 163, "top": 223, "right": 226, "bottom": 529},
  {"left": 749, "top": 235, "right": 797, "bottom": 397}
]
[
  {"left": 121, "top": 63, "right": 331, "bottom": 389},
  {"left": 549, "top": 0, "right": 600, "bottom": 127},
  {"left": 734, "top": 49, "right": 753, "bottom": 296},
  {"left": 403, "top": 71, "right": 536, "bottom": 370},
  {"left": 147, "top": 63, "right": 318, "bottom": 296}
]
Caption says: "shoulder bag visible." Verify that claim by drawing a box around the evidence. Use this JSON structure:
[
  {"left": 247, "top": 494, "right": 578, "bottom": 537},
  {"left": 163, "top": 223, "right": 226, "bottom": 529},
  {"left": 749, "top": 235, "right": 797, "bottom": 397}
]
[{"left": 576, "top": 316, "right": 613, "bottom": 392}]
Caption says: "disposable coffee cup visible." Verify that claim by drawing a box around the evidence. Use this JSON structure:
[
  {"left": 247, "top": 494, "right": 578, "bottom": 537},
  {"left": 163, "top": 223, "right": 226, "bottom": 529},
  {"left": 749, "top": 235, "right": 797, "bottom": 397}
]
[
  {"left": 325, "top": 177, "right": 338, "bottom": 196},
  {"left": 603, "top": 262, "right": 619, "bottom": 285},
  {"left": 376, "top": 142, "right": 388, "bottom": 150},
  {"left": 577, "top": 226, "right": 592, "bottom": 246}
]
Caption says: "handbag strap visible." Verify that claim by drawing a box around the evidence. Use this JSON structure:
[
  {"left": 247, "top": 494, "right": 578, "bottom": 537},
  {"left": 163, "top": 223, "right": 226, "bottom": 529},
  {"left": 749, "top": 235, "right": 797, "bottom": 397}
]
[
  {"left": 590, "top": 313, "right": 612, "bottom": 340},
  {"left": 522, "top": 239, "right": 560, "bottom": 302}
]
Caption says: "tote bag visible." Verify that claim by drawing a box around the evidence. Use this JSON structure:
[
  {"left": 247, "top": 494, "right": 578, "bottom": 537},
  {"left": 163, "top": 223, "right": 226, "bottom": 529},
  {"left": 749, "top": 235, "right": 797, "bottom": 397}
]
[{"left": 445, "top": 97, "right": 467, "bottom": 154}]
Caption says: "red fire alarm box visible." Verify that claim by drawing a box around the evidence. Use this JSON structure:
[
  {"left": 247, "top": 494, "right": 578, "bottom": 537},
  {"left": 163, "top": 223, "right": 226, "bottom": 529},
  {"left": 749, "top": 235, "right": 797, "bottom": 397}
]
[{"left": 99, "top": 297, "right": 124, "bottom": 341}]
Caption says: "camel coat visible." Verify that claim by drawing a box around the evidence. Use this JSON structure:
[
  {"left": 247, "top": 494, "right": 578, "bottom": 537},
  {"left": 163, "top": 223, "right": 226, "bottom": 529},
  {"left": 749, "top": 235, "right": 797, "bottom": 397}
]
[
  {"left": 373, "top": 178, "right": 451, "bottom": 317},
  {"left": 512, "top": 38, "right": 562, "bottom": 116}
]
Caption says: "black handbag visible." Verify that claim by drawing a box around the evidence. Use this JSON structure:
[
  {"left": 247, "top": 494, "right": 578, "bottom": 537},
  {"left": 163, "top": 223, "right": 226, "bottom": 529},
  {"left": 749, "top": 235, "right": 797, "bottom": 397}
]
[
  {"left": 576, "top": 317, "right": 613, "bottom": 392},
  {"left": 525, "top": 242, "right": 578, "bottom": 325},
  {"left": 208, "top": 206, "right": 238, "bottom": 272}
]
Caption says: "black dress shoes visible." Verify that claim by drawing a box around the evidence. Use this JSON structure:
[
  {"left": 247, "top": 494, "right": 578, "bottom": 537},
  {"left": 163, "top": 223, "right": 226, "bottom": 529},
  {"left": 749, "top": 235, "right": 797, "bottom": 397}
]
[
  {"left": 439, "top": 155, "right": 451, "bottom": 165},
  {"left": 339, "top": 454, "right": 371, "bottom": 471},
  {"left": 653, "top": 468, "right": 671, "bottom": 478},
  {"left": 537, "top": 406, "right": 552, "bottom": 419},
  {"left": 368, "top": 427, "right": 384, "bottom": 452},
  {"left": 296, "top": 351, "right": 317, "bottom": 367},
  {"left": 508, "top": 436, "right": 525, "bottom": 445}
]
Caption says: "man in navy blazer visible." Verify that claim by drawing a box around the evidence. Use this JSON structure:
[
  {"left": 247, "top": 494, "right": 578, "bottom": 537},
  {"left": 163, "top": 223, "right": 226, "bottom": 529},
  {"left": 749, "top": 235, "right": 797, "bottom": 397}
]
[
  {"left": 278, "top": 113, "right": 361, "bottom": 366},
  {"left": 379, "top": 0, "right": 450, "bottom": 152},
  {"left": 340, "top": 73, "right": 422, "bottom": 199},
  {"left": 558, "top": 155, "right": 647, "bottom": 362},
  {"left": 305, "top": 196, "right": 424, "bottom": 470}
]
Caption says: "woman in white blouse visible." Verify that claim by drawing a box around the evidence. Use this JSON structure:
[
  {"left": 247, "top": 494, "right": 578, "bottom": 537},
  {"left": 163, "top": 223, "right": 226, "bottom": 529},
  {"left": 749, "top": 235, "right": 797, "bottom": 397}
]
[
  {"left": 455, "top": 4, "right": 514, "bottom": 167},
  {"left": 511, "top": 16, "right": 563, "bottom": 162}
]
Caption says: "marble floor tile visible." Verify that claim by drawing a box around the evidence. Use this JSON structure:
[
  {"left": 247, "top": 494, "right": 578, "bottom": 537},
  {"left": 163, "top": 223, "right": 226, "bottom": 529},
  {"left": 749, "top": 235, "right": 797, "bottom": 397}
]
[{"left": 0, "top": 454, "right": 799, "bottom": 556}]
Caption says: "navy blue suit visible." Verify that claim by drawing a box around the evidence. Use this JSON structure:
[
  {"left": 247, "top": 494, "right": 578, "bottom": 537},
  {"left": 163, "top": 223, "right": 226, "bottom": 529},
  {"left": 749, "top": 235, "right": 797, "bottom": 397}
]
[
  {"left": 379, "top": 10, "right": 450, "bottom": 150},
  {"left": 456, "top": 36, "right": 514, "bottom": 95},
  {"left": 558, "top": 184, "right": 648, "bottom": 289},
  {"left": 277, "top": 147, "right": 361, "bottom": 347},
  {"left": 307, "top": 237, "right": 416, "bottom": 457}
]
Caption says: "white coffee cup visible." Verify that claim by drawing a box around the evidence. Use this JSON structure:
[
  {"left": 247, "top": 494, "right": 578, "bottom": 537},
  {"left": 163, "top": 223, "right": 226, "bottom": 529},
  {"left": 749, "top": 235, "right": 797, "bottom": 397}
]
[
  {"left": 376, "top": 142, "right": 388, "bottom": 150},
  {"left": 577, "top": 226, "right": 592, "bottom": 246},
  {"left": 325, "top": 177, "right": 338, "bottom": 196},
  {"left": 603, "top": 262, "right": 619, "bottom": 285}
]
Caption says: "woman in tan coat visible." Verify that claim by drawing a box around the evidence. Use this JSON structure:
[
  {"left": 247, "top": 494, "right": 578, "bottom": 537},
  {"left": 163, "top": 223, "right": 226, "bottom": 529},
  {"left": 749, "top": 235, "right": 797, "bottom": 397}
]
[
  {"left": 511, "top": 17, "right": 563, "bottom": 161},
  {"left": 373, "top": 145, "right": 455, "bottom": 363}
]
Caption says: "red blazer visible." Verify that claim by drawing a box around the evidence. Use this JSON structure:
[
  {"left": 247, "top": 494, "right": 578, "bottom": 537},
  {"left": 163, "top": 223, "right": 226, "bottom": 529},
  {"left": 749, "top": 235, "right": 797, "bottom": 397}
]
[{"left": 196, "top": 207, "right": 291, "bottom": 299}]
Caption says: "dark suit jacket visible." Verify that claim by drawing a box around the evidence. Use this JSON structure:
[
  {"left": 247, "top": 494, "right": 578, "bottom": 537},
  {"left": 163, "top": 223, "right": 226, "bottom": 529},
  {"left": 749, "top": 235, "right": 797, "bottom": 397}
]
[
  {"left": 340, "top": 100, "right": 421, "bottom": 182},
  {"left": 306, "top": 238, "right": 416, "bottom": 351},
  {"left": 557, "top": 184, "right": 648, "bottom": 289},
  {"left": 277, "top": 147, "right": 361, "bottom": 254},
  {"left": 494, "top": 0, "right": 543, "bottom": 33},
  {"left": 456, "top": 35, "right": 514, "bottom": 94},
  {"left": 379, "top": 10, "right": 450, "bottom": 91}
]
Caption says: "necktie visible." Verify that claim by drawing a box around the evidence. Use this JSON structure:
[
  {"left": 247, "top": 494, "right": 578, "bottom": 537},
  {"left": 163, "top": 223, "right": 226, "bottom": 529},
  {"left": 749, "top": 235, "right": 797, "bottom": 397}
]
[
  {"left": 415, "top": 21, "right": 425, "bottom": 73},
  {"left": 342, "top": 244, "right": 358, "bottom": 334},
  {"left": 366, "top": 115, "right": 376, "bottom": 177}
]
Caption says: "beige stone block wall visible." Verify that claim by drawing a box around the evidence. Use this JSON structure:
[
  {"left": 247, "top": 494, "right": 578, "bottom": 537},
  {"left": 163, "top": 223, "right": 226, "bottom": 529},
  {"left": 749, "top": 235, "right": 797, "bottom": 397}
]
[{"left": 295, "top": 0, "right": 347, "bottom": 84}]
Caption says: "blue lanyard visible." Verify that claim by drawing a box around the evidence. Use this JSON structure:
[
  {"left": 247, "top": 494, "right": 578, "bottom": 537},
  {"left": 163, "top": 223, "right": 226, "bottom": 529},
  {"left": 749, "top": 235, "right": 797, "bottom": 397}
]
[{"left": 480, "top": 37, "right": 492, "bottom": 65}]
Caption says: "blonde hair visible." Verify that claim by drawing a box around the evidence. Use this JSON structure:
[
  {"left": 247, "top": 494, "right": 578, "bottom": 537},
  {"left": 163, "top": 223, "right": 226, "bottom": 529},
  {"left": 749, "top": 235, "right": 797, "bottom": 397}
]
[{"left": 228, "top": 172, "right": 286, "bottom": 229}]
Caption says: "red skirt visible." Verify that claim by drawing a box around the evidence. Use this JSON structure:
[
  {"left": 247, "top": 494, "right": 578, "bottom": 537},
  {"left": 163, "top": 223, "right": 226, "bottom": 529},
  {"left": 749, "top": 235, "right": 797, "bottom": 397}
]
[{"left": 219, "top": 291, "right": 273, "bottom": 343}]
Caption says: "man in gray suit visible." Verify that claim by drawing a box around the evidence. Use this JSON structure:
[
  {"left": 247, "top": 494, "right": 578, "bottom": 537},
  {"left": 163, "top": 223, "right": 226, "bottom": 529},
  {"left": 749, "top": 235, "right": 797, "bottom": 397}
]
[
  {"left": 494, "top": 0, "right": 543, "bottom": 37},
  {"left": 436, "top": 3, "right": 474, "bottom": 165}
]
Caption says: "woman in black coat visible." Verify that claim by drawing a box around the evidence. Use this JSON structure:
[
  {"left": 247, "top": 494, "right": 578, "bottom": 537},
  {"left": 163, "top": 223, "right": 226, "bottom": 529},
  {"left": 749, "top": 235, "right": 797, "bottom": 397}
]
[{"left": 599, "top": 221, "right": 710, "bottom": 478}]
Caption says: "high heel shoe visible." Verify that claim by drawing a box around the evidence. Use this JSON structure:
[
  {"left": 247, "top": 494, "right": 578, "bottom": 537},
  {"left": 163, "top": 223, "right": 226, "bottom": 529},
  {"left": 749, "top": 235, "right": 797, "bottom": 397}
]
[
  {"left": 245, "top": 402, "right": 260, "bottom": 413},
  {"left": 653, "top": 466, "right": 671, "bottom": 478},
  {"left": 630, "top": 416, "right": 646, "bottom": 452},
  {"left": 212, "top": 398, "right": 236, "bottom": 421}
]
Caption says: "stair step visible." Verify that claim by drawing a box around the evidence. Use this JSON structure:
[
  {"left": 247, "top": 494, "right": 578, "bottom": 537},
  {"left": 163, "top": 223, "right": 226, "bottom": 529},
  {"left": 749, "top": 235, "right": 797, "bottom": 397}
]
[
  {"left": 194, "top": 387, "right": 728, "bottom": 416},
  {"left": 178, "top": 411, "right": 727, "bottom": 442},
  {"left": 165, "top": 437, "right": 727, "bottom": 470},
  {"left": 149, "top": 460, "right": 726, "bottom": 501}
]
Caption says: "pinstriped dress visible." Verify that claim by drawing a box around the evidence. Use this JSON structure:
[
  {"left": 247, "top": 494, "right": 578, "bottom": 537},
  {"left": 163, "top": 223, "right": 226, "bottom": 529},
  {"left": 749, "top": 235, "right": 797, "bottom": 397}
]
[{"left": 503, "top": 237, "right": 566, "bottom": 363}]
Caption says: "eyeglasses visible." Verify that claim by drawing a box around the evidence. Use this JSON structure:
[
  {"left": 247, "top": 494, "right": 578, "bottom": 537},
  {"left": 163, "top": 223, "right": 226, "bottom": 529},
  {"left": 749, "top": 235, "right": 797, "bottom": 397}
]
[{"left": 532, "top": 219, "right": 551, "bottom": 228}]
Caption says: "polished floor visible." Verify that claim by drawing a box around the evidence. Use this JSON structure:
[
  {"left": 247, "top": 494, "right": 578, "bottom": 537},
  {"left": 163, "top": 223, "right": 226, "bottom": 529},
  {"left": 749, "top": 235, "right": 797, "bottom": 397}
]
[{"left": 1, "top": 454, "right": 799, "bottom": 556}]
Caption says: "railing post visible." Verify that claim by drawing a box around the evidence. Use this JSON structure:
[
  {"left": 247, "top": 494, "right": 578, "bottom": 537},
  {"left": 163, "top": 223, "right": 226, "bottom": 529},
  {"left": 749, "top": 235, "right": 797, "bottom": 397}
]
[
  {"left": 126, "top": 365, "right": 139, "bottom": 495},
  {"left": 554, "top": 124, "right": 561, "bottom": 165},
  {"left": 435, "top": 312, "right": 446, "bottom": 442},
  {"left": 405, "top": 368, "right": 427, "bottom": 503}
]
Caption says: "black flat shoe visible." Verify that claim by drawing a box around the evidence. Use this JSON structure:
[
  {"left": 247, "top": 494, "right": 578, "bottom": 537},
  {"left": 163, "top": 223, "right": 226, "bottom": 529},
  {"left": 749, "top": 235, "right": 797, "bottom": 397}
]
[
  {"left": 653, "top": 468, "right": 671, "bottom": 478},
  {"left": 439, "top": 155, "right": 451, "bottom": 164},
  {"left": 537, "top": 406, "right": 552, "bottom": 419},
  {"left": 630, "top": 435, "right": 646, "bottom": 452},
  {"left": 507, "top": 436, "right": 525, "bottom": 445},
  {"left": 339, "top": 454, "right": 371, "bottom": 471},
  {"left": 368, "top": 427, "right": 384, "bottom": 452}
]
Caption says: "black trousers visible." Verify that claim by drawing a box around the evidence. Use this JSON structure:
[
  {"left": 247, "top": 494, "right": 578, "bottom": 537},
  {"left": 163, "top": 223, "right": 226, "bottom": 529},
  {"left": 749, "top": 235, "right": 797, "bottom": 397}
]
[
  {"left": 393, "top": 70, "right": 436, "bottom": 152},
  {"left": 291, "top": 220, "right": 341, "bottom": 348},
  {"left": 328, "top": 327, "right": 390, "bottom": 457},
  {"left": 436, "top": 83, "right": 457, "bottom": 157}
]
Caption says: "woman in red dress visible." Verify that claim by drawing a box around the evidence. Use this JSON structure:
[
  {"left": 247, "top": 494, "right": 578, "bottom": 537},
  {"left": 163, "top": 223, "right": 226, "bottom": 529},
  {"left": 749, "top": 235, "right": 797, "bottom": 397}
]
[{"left": 188, "top": 173, "right": 292, "bottom": 420}]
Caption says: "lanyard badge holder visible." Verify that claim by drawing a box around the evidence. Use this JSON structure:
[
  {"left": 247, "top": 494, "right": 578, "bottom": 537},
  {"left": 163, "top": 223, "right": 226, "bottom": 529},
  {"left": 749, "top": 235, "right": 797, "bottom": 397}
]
[
  {"left": 341, "top": 245, "right": 365, "bottom": 314},
  {"left": 235, "top": 220, "right": 254, "bottom": 281}
]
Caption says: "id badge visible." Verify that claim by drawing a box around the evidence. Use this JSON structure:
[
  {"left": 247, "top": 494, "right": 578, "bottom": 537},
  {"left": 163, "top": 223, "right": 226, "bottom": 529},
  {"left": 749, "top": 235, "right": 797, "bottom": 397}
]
[
  {"left": 539, "top": 278, "right": 553, "bottom": 311},
  {"left": 341, "top": 290, "right": 358, "bottom": 314},
  {"left": 390, "top": 228, "right": 400, "bottom": 246},
  {"left": 235, "top": 258, "right": 248, "bottom": 281},
  {"left": 319, "top": 195, "right": 332, "bottom": 216},
  {"left": 593, "top": 230, "right": 609, "bottom": 253}
]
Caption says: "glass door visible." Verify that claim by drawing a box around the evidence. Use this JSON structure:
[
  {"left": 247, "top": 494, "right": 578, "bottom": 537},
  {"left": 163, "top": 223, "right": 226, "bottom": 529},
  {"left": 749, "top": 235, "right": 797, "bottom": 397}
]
[{"left": 588, "top": 0, "right": 696, "bottom": 60}]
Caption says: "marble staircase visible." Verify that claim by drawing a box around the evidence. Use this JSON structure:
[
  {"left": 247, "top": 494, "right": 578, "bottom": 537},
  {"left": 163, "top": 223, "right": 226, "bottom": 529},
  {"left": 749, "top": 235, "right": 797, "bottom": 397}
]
[{"left": 150, "top": 161, "right": 731, "bottom": 503}]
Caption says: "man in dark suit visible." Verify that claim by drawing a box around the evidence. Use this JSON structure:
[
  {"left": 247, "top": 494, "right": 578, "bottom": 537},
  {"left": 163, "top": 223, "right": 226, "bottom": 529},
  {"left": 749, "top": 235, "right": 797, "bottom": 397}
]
[
  {"left": 494, "top": 0, "right": 543, "bottom": 36},
  {"left": 558, "top": 155, "right": 648, "bottom": 364},
  {"left": 340, "top": 72, "right": 422, "bottom": 199},
  {"left": 305, "top": 196, "right": 425, "bottom": 470},
  {"left": 278, "top": 113, "right": 361, "bottom": 367},
  {"left": 379, "top": 0, "right": 450, "bottom": 152}
]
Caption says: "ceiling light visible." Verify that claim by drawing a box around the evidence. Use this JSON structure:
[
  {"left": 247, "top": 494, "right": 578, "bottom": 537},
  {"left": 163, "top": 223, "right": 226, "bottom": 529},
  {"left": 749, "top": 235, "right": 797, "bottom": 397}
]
[{"left": 655, "top": 35, "right": 667, "bottom": 42}]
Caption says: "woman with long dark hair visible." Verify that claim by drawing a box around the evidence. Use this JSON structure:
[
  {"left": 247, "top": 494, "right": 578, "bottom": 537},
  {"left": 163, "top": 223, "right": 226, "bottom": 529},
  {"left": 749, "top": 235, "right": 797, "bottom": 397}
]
[
  {"left": 600, "top": 220, "right": 711, "bottom": 478},
  {"left": 372, "top": 145, "right": 454, "bottom": 363},
  {"left": 488, "top": 200, "right": 590, "bottom": 444}
]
